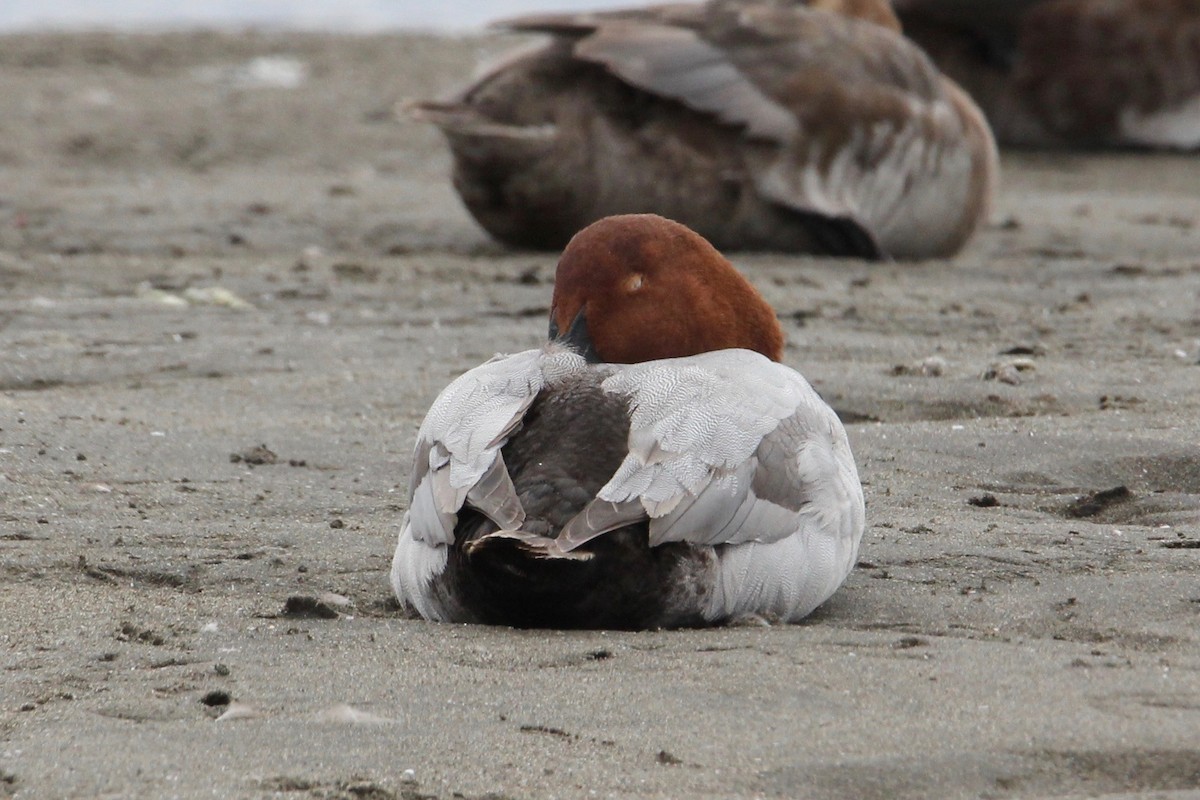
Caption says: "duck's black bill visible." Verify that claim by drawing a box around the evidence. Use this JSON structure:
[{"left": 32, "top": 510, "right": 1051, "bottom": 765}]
[{"left": 550, "top": 309, "right": 601, "bottom": 363}]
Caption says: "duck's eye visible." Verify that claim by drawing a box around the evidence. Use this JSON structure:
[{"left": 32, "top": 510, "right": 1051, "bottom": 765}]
[{"left": 625, "top": 273, "right": 645, "bottom": 292}]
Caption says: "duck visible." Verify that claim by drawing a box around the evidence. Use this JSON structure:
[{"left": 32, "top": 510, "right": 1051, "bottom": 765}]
[
  {"left": 894, "top": 0, "right": 1200, "bottom": 149},
  {"left": 411, "top": 0, "right": 998, "bottom": 259},
  {"left": 390, "top": 213, "right": 866, "bottom": 629}
]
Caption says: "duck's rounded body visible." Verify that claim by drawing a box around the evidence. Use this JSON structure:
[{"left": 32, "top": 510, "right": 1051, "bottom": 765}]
[
  {"left": 391, "top": 346, "right": 864, "bottom": 628},
  {"left": 414, "top": 0, "right": 997, "bottom": 259},
  {"left": 897, "top": 0, "right": 1200, "bottom": 150},
  {"left": 390, "top": 214, "right": 866, "bottom": 629}
]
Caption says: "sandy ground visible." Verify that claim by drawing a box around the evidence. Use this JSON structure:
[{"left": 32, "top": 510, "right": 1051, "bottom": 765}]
[{"left": 1, "top": 31, "right": 1200, "bottom": 800}]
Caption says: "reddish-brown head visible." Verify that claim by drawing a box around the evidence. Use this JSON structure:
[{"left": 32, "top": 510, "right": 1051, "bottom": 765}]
[{"left": 548, "top": 214, "right": 784, "bottom": 364}]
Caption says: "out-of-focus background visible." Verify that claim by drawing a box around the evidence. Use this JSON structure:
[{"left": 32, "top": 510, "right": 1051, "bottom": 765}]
[{"left": 0, "top": 0, "right": 645, "bottom": 32}]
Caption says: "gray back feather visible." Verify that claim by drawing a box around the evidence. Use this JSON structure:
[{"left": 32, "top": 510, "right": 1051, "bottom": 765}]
[
  {"left": 586, "top": 349, "right": 861, "bottom": 550},
  {"left": 408, "top": 345, "right": 862, "bottom": 569},
  {"left": 407, "top": 347, "right": 586, "bottom": 545}
]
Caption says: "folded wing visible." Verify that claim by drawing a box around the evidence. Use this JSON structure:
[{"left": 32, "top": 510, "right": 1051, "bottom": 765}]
[
  {"left": 556, "top": 349, "right": 863, "bottom": 556},
  {"left": 406, "top": 348, "right": 588, "bottom": 546}
]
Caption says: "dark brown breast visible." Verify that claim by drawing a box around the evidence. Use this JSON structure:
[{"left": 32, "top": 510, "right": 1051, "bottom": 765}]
[{"left": 447, "top": 370, "right": 711, "bottom": 629}]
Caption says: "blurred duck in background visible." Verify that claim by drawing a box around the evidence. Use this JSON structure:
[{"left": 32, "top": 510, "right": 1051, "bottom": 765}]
[
  {"left": 895, "top": 0, "right": 1200, "bottom": 150},
  {"left": 412, "top": 0, "right": 998, "bottom": 259}
]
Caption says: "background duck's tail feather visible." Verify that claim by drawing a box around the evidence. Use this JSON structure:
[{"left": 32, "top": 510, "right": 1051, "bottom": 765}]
[{"left": 406, "top": 101, "right": 557, "bottom": 143}]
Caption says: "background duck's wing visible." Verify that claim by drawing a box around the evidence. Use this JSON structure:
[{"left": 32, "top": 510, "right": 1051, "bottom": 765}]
[
  {"left": 535, "top": 5, "right": 949, "bottom": 139},
  {"left": 407, "top": 348, "right": 585, "bottom": 546},
  {"left": 710, "top": 7, "right": 994, "bottom": 257},
  {"left": 499, "top": 8, "right": 799, "bottom": 141},
  {"left": 504, "top": 5, "right": 991, "bottom": 257},
  {"left": 557, "top": 349, "right": 863, "bottom": 554}
]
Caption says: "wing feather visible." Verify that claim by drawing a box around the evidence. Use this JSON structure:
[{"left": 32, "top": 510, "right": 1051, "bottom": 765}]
[
  {"left": 573, "top": 22, "right": 799, "bottom": 141},
  {"left": 405, "top": 347, "right": 586, "bottom": 545},
  {"left": 554, "top": 349, "right": 862, "bottom": 557}
]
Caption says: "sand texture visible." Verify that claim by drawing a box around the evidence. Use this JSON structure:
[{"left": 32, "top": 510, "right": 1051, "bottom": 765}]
[{"left": 2, "top": 31, "right": 1199, "bottom": 800}]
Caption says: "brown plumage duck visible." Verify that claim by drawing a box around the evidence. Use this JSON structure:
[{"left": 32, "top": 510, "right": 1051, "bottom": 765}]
[
  {"left": 413, "top": 0, "right": 998, "bottom": 259},
  {"left": 896, "top": 0, "right": 1200, "bottom": 149}
]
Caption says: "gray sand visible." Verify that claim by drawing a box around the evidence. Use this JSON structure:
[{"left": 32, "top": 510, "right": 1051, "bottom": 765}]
[{"left": 2, "top": 31, "right": 1199, "bottom": 800}]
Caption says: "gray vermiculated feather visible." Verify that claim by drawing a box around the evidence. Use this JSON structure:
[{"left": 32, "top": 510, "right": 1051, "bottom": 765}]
[
  {"left": 585, "top": 349, "right": 853, "bottom": 550},
  {"left": 408, "top": 472, "right": 458, "bottom": 546},
  {"left": 751, "top": 409, "right": 828, "bottom": 511},
  {"left": 406, "top": 347, "right": 586, "bottom": 546},
  {"left": 645, "top": 459, "right": 754, "bottom": 544},
  {"left": 406, "top": 437, "right": 459, "bottom": 546},
  {"left": 598, "top": 349, "right": 803, "bottom": 503},
  {"left": 557, "top": 498, "right": 647, "bottom": 550},
  {"left": 415, "top": 349, "right": 547, "bottom": 491},
  {"left": 465, "top": 452, "right": 527, "bottom": 530}
]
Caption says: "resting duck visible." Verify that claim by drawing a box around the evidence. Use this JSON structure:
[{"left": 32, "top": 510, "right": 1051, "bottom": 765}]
[
  {"left": 413, "top": 0, "right": 997, "bottom": 259},
  {"left": 895, "top": 0, "right": 1200, "bottom": 149},
  {"left": 390, "top": 214, "right": 865, "bottom": 629}
]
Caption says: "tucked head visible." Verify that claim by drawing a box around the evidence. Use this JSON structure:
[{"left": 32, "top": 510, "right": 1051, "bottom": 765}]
[{"left": 549, "top": 214, "right": 784, "bottom": 364}]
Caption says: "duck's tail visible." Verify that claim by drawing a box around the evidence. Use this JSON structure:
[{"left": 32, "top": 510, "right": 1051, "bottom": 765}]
[
  {"left": 455, "top": 523, "right": 702, "bottom": 629},
  {"left": 457, "top": 529, "right": 605, "bottom": 627},
  {"left": 463, "top": 529, "right": 592, "bottom": 562}
]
